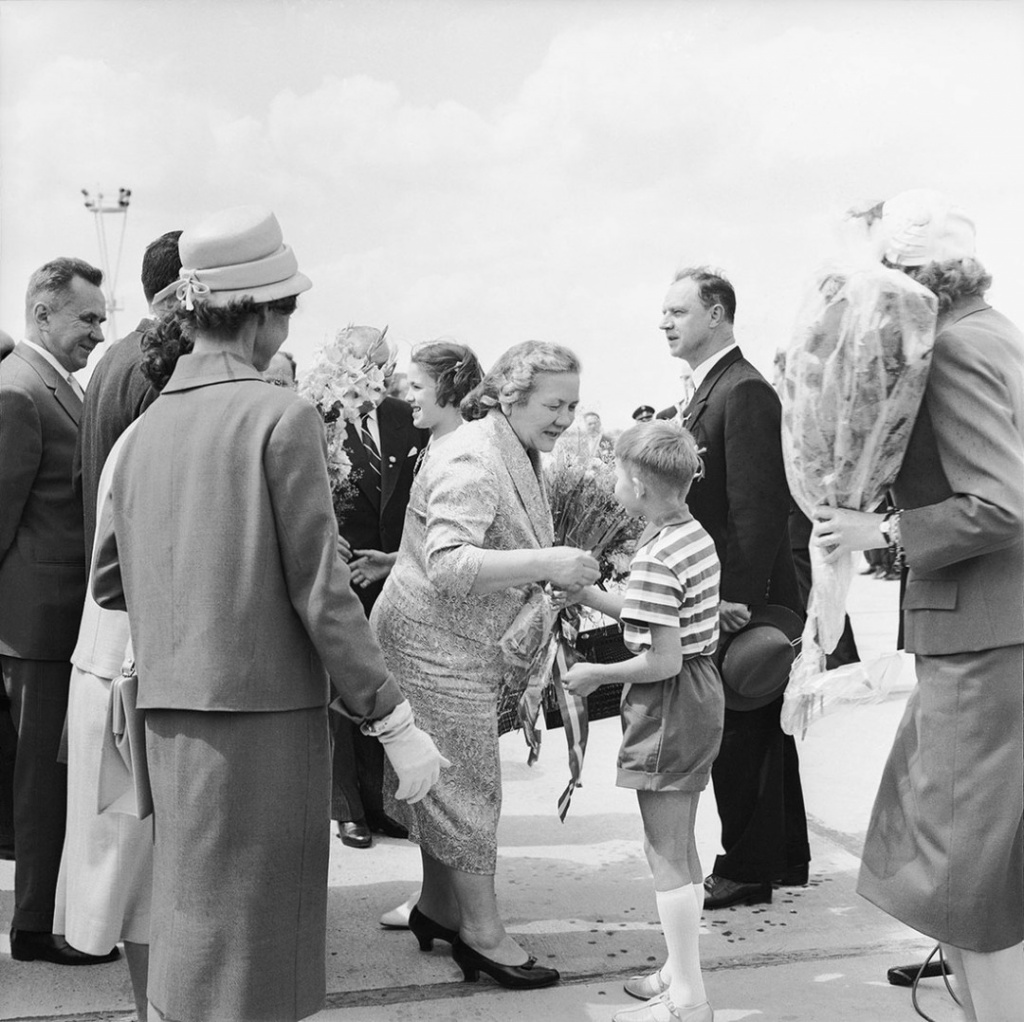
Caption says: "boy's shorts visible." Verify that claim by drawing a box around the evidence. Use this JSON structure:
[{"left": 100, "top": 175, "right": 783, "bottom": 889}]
[{"left": 616, "top": 655, "right": 724, "bottom": 792}]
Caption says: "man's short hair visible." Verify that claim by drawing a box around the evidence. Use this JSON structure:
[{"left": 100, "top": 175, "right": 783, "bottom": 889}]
[
  {"left": 276, "top": 350, "right": 297, "bottom": 379},
  {"left": 673, "top": 266, "right": 736, "bottom": 324},
  {"left": 141, "top": 230, "right": 183, "bottom": 303},
  {"left": 25, "top": 257, "right": 103, "bottom": 318},
  {"left": 615, "top": 420, "right": 704, "bottom": 493}
]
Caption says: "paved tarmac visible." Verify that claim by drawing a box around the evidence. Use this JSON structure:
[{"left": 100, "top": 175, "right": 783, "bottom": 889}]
[{"left": 1, "top": 567, "right": 968, "bottom": 1022}]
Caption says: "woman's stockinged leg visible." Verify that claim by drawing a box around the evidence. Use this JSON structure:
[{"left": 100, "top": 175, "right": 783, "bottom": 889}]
[
  {"left": 948, "top": 941, "right": 1024, "bottom": 1022},
  {"left": 418, "top": 850, "right": 460, "bottom": 930},
  {"left": 124, "top": 941, "right": 149, "bottom": 1021},
  {"left": 448, "top": 867, "right": 529, "bottom": 966},
  {"left": 638, "top": 790, "right": 707, "bottom": 1011}
]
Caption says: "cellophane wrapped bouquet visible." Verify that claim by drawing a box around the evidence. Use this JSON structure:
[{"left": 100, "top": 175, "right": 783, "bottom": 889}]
[
  {"left": 498, "top": 427, "right": 641, "bottom": 818},
  {"left": 297, "top": 327, "right": 390, "bottom": 521},
  {"left": 780, "top": 253, "right": 937, "bottom": 735}
]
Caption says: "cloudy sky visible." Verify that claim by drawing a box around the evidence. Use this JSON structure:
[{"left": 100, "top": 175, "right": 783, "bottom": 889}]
[{"left": 2, "top": 0, "right": 1022, "bottom": 426}]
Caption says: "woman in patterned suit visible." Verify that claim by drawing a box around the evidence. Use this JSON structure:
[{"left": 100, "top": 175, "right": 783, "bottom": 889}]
[{"left": 372, "top": 340, "right": 600, "bottom": 990}]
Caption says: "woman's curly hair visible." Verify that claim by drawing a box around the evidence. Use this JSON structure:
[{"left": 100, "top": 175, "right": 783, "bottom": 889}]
[
  {"left": 410, "top": 339, "right": 484, "bottom": 409},
  {"left": 888, "top": 257, "right": 992, "bottom": 318},
  {"left": 140, "top": 294, "right": 299, "bottom": 390},
  {"left": 461, "top": 340, "right": 580, "bottom": 421}
]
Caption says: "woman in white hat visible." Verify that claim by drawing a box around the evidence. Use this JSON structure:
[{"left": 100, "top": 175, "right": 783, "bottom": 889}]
[{"left": 92, "top": 206, "right": 445, "bottom": 1022}]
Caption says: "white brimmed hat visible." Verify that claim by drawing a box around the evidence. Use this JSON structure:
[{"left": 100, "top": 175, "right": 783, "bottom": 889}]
[
  {"left": 155, "top": 206, "right": 312, "bottom": 309},
  {"left": 880, "top": 189, "right": 976, "bottom": 268}
]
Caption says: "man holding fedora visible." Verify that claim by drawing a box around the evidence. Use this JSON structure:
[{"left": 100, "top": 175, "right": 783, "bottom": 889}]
[{"left": 659, "top": 266, "right": 809, "bottom": 910}]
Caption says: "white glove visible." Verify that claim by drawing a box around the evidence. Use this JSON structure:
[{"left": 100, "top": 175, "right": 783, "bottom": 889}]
[{"left": 364, "top": 700, "right": 450, "bottom": 803}]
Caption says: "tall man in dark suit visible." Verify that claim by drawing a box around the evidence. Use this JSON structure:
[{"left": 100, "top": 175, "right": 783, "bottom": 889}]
[
  {"left": 659, "top": 266, "right": 809, "bottom": 910},
  {"left": 331, "top": 326, "right": 429, "bottom": 847},
  {"left": 0, "top": 258, "right": 117, "bottom": 964},
  {"left": 73, "top": 230, "right": 182, "bottom": 557}
]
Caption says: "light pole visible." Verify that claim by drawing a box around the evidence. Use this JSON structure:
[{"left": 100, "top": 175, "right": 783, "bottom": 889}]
[{"left": 81, "top": 187, "right": 131, "bottom": 342}]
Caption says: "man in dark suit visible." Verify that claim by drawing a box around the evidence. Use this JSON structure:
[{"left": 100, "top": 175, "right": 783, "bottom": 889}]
[
  {"left": 0, "top": 257, "right": 117, "bottom": 964},
  {"left": 659, "top": 266, "right": 809, "bottom": 909},
  {"left": 73, "top": 230, "right": 182, "bottom": 557},
  {"left": 331, "top": 326, "right": 429, "bottom": 847}
]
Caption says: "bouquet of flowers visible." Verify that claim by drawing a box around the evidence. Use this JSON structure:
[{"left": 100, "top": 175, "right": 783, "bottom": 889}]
[
  {"left": 780, "top": 261, "right": 937, "bottom": 734},
  {"left": 498, "top": 426, "right": 641, "bottom": 818},
  {"left": 297, "top": 326, "right": 391, "bottom": 519}
]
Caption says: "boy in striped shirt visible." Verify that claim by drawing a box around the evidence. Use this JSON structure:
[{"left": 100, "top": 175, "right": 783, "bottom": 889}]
[{"left": 565, "top": 420, "right": 724, "bottom": 1022}]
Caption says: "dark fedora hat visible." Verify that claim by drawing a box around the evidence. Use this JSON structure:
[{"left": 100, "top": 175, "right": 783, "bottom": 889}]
[{"left": 716, "top": 605, "right": 803, "bottom": 711}]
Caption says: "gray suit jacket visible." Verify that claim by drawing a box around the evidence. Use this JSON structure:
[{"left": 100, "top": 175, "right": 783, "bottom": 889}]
[
  {"left": 0, "top": 342, "right": 86, "bottom": 659},
  {"left": 93, "top": 350, "right": 403, "bottom": 719},
  {"left": 896, "top": 297, "right": 1024, "bottom": 654}
]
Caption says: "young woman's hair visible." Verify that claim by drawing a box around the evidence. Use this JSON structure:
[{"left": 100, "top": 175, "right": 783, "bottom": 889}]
[
  {"left": 886, "top": 257, "right": 992, "bottom": 318},
  {"left": 461, "top": 340, "right": 580, "bottom": 421},
  {"left": 615, "top": 420, "right": 704, "bottom": 492},
  {"left": 410, "top": 339, "right": 484, "bottom": 408},
  {"left": 141, "top": 294, "right": 299, "bottom": 390}
]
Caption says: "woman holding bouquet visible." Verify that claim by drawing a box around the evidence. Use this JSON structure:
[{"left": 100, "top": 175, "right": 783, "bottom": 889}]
[
  {"left": 371, "top": 340, "right": 600, "bottom": 989},
  {"left": 814, "top": 191, "right": 1023, "bottom": 1022}
]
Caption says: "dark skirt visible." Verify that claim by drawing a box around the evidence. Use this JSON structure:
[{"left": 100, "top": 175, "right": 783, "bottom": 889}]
[
  {"left": 145, "top": 706, "right": 330, "bottom": 1022},
  {"left": 858, "top": 646, "right": 1024, "bottom": 952}
]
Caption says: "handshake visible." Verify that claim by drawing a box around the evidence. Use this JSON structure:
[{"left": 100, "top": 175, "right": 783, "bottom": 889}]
[{"left": 361, "top": 700, "right": 450, "bottom": 803}]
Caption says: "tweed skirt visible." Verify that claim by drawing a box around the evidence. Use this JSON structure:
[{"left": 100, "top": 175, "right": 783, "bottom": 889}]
[
  {"left": 54, "top": 666, "right": 154, "bottom": 953},
  {"left": 373, "top": 589, "right": 504, "bottom": 875},
  {"left": 858, "top": 646, "right": 1024, "bottom": 952},
  {"left": 145, "top": 706, "right": 331, "bottom": 1022}
]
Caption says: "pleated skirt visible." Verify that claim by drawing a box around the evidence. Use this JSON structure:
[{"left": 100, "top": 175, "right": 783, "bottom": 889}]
[
  {"left": 54, "top": 666, "right": 154, "bottom": 953},
  {"left": 145, "top": 705, "right": 330, "bottom": 1022},
  {"left": 858, "top": 646, "right": 1024, "bottom": 952}
]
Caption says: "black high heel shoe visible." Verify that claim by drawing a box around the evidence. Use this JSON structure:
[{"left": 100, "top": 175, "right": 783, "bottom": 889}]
[
  {"left": 451, "top": 937, "right": 560, "bottom": 989},
  {"left": 408, "top": 906, "right": 458, "bottom": 951}
]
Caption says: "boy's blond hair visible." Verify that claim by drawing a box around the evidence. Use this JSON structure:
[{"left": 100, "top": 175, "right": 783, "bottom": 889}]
[{"left": 615, "top": 420, "right": 704, "bottom": 493}]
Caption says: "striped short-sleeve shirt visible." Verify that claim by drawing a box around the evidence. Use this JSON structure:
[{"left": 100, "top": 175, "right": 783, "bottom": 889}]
[{"left": 621, "top": 517, "right": 720, "bottom": 658}]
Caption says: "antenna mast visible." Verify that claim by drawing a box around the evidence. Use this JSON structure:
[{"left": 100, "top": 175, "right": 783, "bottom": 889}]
[{"left": 81, "top": 187, "right": 131, "bottom": 340}]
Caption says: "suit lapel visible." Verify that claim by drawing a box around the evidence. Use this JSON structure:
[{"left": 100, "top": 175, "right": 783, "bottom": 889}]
[
  {"left": 15, "top": 344, "right": 82, "bottom": 426},
  {"left": 488, "top": 413, "right": 554, "bottom": 547},
  {"left": 682, "top": 347, "right": 743, "bottom": 433},
  {"left": 377, "top": 399, "right": 404, "bottom": 511}
]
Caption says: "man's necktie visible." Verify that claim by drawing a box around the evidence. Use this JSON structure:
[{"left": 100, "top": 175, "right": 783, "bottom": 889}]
[
  {"left": 67, "top": 373, "right": 85, "bottom": 402},
  {"left": 360, "top": 413, "right": 381, "bottom": 494}
]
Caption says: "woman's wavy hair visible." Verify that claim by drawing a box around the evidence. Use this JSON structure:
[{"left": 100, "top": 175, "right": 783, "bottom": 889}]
[
  {"left": 886, "top": 257, "right": 992, "bottom": 318},
  {"left": 140, "top": 294, "right": 299, "bottom": 391},
  {"left": 461, "top": 340, "right": 581, "bottom": 421},
  {"left": 410, "top": 338, "right": 484, "bottom": 409}
]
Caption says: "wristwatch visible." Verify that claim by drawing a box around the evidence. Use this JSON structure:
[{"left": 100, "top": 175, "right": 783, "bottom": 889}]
[{"left": 879, "top": 512, "right": 895, "bottom": 545}]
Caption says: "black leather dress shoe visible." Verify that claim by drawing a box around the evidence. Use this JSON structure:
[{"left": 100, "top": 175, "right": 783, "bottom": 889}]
[
  {"left": 337, "top": 821, "right": 372, "bottom": 849},
  {"left": 368, "top": 816, "right": 409, "bottom": 840},
  {"left": 887, "top": 959, "right": 951, "bottom": 987},
  {"left": 774, "top": 864, "right": 809, "bottom": 886},
  {"left": 703, "top": 874, "right": 772, "bottom": 909},
  {"left": 451, "top": 937, "right": 560, "bottom": 989},
  {"left": 10, "top": 930, "right": 120, "bottom": 966}
]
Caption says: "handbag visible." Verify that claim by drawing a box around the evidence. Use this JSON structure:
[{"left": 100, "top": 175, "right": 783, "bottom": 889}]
[
  {"left": 543, "top": 623, "right": 629, "bottom": 729},
  {"left": 97, "top": 652, "right": 153, "bottom": 819}
]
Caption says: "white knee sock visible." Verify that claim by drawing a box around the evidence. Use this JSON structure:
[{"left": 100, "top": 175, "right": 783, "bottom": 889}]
[{"left": 656, "top": 884, "right": 706, "bottom": 1008}]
